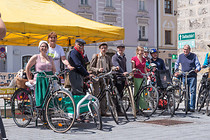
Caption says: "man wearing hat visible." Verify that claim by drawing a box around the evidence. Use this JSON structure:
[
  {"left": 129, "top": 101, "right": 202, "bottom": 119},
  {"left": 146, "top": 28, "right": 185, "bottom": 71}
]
[
  {"left": 202, "top": 44, "right": 210, "bottom": 68},
  {"left": 68, "top": 39, "right": 89, "bottom": 95},
  {"left": 112, "top": 44, "right": 127, "bottom": 115},
  {"left": 89, "top": 42, "right": 116, "bottom": 116}
]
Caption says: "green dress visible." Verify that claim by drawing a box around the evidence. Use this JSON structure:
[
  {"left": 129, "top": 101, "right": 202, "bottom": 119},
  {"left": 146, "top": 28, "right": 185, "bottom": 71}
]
[
  {"left": 35, "top": 71, "right": 53, "bottom": 107},
  {"left": 134, "top": 78, "right": 149, "bottom": 110}
]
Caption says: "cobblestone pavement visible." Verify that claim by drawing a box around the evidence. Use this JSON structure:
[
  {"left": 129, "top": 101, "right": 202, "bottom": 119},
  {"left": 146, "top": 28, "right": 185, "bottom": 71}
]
[{"left": 3, "top": 106, "right": 210, "bottom": 140}]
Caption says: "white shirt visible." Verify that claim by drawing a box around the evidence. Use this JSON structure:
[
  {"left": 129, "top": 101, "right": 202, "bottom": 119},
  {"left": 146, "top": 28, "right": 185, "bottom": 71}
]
[{"left": 47, "top": 44, "right": 65, "bottom": 72}]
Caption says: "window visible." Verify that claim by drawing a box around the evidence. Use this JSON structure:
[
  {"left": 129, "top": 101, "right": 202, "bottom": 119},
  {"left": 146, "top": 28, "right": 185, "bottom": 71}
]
[
  {"left": 139, "top": 25, "right": 148, "bottom": 41},
  {"left": 106, "top": 0, "right": 113, "bottom": 7},
  {"left": 81, "top": 0, "right": 88, "bottom": 5},
  {"left": 165, "top": 0, "right": 172, "bottom": 14},
  {"left": 165, "top": 30, "right": 172, "bottom": 45},
  {"left": 139, "top": 0, "right": 145, "bottom": 11}
]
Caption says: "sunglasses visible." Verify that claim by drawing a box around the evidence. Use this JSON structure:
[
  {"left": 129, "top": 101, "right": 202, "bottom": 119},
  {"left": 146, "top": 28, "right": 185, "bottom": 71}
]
[{"left": 78, "top": 43, "right": 84, "bottom": 46}]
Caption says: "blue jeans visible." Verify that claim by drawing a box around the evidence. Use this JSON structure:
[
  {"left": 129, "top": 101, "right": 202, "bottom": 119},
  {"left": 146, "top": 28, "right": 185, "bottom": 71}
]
[{"left": 183, "top": 76, "right": 197, "bottom": 110}]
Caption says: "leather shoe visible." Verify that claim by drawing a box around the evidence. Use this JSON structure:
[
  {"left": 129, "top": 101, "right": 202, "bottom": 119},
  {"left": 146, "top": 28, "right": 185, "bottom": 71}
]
[{"left": 190, "top": 109, "right": 195, "bottom": 112}]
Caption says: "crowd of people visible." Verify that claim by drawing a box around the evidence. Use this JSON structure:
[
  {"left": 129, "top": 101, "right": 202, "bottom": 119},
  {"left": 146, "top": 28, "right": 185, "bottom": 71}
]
[
  {"left": 1, "top": 11, "right": 210, "bottom": 133},
  {"left": 22, "top": 29, "right": 210, "bottom": 117}
]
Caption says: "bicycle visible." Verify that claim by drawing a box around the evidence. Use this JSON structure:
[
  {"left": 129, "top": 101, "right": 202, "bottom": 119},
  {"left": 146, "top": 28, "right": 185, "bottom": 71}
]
[
  {"left": 134, "top": 69, "right": 159, "bottom": 117},
  {"left": 174, "top": 69, "right": 195, "bottom": 114},
  {"left": 92, "top": 70, "right": 128, "bottom": 124},
  {"left": 197, "top": 68, "right": 210, "bottom": 115},
  {"left": 11, "top": 70, "right": 76, "bottom": 133},
  {"left": 154, "top": 70, "right": 176, "bottom": 117},
  {"left": 120, "top": 72, "right": 136, "bottom": 118}
]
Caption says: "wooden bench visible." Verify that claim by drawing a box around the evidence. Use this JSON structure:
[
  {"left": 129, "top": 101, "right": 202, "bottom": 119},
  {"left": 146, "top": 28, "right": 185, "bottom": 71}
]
[{"left": 0, "top": 83, "right": 16, "bottom": 118}]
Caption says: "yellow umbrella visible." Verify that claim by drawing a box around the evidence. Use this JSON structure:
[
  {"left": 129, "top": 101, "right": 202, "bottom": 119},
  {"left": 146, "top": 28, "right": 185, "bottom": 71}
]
[{"left": 0, "top": 0, "right": 124, "bottom": 46}]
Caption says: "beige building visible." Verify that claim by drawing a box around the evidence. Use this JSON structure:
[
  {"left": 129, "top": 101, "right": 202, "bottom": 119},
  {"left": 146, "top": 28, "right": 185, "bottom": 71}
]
[{"left": 158, "top": 0, "right": 177, "bottom": 71}]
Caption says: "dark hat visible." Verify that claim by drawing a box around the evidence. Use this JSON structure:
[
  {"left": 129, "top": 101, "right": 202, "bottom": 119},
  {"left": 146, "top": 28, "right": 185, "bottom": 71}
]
[
  {"left": 99, "top": 42, "right": 108, "bottom": 48},
  {"left": 207, "top": 44, "right": 210, "bottom": 48},
  {"left": 75, "top": 39, "right": 86, "bottom": 44},
  {"left": 117, "top": 44, "right": 125, "bottom": 48}
]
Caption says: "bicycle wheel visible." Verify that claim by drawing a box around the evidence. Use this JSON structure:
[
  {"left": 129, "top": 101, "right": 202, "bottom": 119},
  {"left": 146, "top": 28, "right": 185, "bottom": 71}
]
[
  {"left": 89, "top": 102, "right": 102, "bottom": 130},
  {"left": 113, "top": 86, "right": 128, "bottom": 121},
  {"left": 197, "top": 85, "right": 205, "bottom": 111},
  {"left": 45, "top": 90, "right": 76, "bottom": 133},
  {"left": 167, "top": 92, "right": 175, "bottom": 117},
  {"left": 197, "top": 89, "right": 208, "bottom": 112},
  {"left": 122, "top": 91, "right": 130, "bottom": 111},
  {"left": 183, "top": 90, "right": 189, "bottom": 114},
  {"left": 136, "top": 85, "right": 159, "bottom": 117},
  {"left": 11, "top": 88, "right": 33, "bottom": 127},
  {"left": 123, "top": 86, "right": 136, "bottom": 118},
  {"left": 174, "top": 86, "right": 182, "bottom": 111},
  {"left": 106, "top": 91, "right": 119, "bottom": 124}
]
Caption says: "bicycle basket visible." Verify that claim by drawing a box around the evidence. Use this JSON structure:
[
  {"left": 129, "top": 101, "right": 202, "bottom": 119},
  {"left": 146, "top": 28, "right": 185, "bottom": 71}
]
[{"left": 155, "top": 70, "right": 172, "bottom": 89}]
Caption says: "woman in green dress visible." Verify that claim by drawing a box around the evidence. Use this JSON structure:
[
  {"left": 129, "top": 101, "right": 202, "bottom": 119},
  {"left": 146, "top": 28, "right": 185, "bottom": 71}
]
[
  {"left": 26, "top": 41, "right": 56, "bottom": 107},
  {"left": 131, "top": 46, "right": 148, "bottom": 109}
]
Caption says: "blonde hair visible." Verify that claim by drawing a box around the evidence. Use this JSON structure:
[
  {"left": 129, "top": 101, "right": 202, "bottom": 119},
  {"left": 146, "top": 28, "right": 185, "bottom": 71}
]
[{"left": 136, "top": 46, "right": 144, "bottom": 55}]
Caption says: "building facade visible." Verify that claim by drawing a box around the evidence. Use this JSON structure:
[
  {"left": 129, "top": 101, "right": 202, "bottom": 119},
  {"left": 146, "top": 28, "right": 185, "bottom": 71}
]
[
  {"left": 177, "top": 0, "right": 210, "bottom": 65},
  {"left": 56, "top": 0, "right": 177, "bottom": 70}
]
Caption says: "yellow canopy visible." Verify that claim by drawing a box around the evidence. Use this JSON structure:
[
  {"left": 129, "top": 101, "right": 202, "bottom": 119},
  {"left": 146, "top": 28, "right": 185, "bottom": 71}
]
[{"left": 0, "top": 0, "right": 124, "bottom": 46}]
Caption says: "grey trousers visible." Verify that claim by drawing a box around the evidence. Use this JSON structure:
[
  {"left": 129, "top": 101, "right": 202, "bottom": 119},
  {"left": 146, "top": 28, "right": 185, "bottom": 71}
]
[
  {"left": 93, "top": 78, "right": 107, "bottom": 115},
  {"left": 69, "top": 70, "right": 84, "bottom": 95}
]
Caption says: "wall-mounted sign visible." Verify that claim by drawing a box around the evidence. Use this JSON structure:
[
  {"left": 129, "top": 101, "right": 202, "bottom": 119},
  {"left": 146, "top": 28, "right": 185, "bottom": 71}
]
[{"left": 178, "top": 32, "right": 195, "bottom": 49}]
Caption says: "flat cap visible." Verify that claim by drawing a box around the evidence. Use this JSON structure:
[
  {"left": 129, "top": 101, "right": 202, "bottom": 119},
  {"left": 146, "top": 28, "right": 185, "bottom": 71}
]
[
  {"left": 117, "top": 44, "right": 125, "bottom": 48},
  {"left": 75, "top": 39, "right": 86, "bottom": 44},
  {"left": 99, "top": 42, "right": 108, "bottom": 48}
]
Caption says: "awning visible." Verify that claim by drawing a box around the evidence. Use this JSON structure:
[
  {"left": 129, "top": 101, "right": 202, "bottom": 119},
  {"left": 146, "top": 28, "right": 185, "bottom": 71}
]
[{"left": 0, "top": 0, "right": 124, "bottom": 46}]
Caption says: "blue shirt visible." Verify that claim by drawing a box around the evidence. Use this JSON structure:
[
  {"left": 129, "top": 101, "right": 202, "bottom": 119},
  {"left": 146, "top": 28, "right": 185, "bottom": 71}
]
[{"left": 203, "top": 52, "right": 210, "bottom": 68}]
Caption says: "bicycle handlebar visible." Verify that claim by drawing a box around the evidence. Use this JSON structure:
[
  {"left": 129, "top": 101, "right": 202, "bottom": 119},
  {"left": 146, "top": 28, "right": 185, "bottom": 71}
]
[
  {"left": 175, "top": 69, "right": 195, "bottom": 76},
  {"left": 92, "top": 69, "right": 113, "bottom": 81},
  {"left": 133, "top": 68, "right": 149, "bottom": 78},
  {"left": 34, "top": 69, "right": 70, "bottom": 79}
]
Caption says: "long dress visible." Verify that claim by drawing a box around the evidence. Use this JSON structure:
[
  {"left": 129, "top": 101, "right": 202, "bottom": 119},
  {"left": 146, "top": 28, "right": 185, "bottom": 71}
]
[
  {"left": 131, "top": 56, "right": 149, "bottom": 109},
  {"left": 35, "top": 54, "right": 53, "bottom": 107}
]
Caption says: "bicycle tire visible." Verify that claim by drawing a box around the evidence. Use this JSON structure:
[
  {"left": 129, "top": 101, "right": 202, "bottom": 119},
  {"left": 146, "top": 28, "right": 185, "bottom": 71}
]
[
  {"left": 45, "top": 90, "right": 76, "bottom": 133},
  {"left": 122, "top": 92, "right": 130, "bottom": 111},
  {"left": 136, "top": 85, "right": 159, "bottom": 117},
  {"left": 11, "top": 88, "right": 33, "bottom": 127},
  {"left": 174, "top": 86, "right": 182, "bottom": 111},
  {"left": 196, "top": 85, "right": 205, "bottom": 111},
  {"left": 89, "top": 102, "right": 102, "bottom": 130},
  {"left": 198, "top": 89, "right": 208, "bottom": 112},
  {"left": 113, "top": 86, "right": 128, "bottom": 121},
  {"left": 106, "top": 91, "right": 119, "bottom": 124},
  {"left": 183, "top": 90, "right": 188, "bottom": 114},
  {"left": 167, "top": 92, "right": 175, "bottom": 117},
  {"left": 127, "top": 85, "right": 136, "bottom": 118}
]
